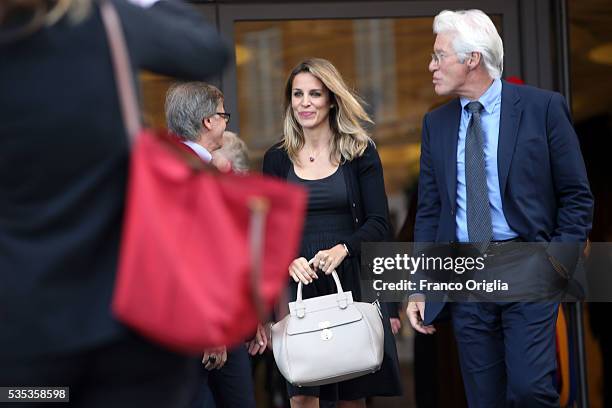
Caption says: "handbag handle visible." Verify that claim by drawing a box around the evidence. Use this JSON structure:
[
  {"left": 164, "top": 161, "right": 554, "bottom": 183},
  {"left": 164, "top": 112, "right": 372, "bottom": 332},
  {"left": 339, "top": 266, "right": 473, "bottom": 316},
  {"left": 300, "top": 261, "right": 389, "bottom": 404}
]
[{"left": 294, "top": 259, "right": 348, "bottom": 318}]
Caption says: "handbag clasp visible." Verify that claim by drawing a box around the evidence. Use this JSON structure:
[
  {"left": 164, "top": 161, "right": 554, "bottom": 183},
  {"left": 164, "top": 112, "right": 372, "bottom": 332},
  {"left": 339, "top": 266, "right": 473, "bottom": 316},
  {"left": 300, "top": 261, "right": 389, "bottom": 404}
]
[
  {"left": 319, "top": 321, "right": 333, "bottom": 341},
  {"left": 320, "top": 328, "right": 333, "bottom": 341}
]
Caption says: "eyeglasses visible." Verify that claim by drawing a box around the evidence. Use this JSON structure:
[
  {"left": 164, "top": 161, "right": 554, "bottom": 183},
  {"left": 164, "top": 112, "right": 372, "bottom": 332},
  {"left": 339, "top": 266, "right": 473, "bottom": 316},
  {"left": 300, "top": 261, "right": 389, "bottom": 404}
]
[
  {"left": 430, "top": 52, "right": 459, "bottom": 65},
  {"left": 215, "top": 112, "right": 231, "bottom": 123}
]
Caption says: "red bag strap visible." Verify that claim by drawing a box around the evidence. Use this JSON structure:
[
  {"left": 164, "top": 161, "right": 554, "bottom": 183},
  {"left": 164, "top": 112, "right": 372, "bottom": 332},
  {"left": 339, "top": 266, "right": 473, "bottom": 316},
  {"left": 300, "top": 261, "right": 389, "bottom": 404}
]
[
  {"left": 99, "top": 0, "right": 140, "bottom": 144},
  {"left": 248, "top": 198, "right": 271, "bottom": 322},
  {"left": 99, "top": 0, "right": 209, "bottom": 171}
]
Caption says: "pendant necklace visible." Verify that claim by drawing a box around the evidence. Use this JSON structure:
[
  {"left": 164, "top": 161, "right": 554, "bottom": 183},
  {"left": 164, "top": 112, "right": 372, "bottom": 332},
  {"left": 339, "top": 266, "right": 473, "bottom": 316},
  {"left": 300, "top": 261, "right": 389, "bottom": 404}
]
[{"left": 308, "top": 147, "right": 322, "bottom": 162}]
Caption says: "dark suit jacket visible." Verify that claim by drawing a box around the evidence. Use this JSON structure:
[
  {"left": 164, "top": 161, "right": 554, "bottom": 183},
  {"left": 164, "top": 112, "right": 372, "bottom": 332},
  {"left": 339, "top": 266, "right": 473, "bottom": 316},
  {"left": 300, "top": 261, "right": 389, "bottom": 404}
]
[
  {"left": 0, "top": 0, "right": 228, "bottom": 359},
  {"left": 415, "top": 80, "right": 593, "bottom": 324}
]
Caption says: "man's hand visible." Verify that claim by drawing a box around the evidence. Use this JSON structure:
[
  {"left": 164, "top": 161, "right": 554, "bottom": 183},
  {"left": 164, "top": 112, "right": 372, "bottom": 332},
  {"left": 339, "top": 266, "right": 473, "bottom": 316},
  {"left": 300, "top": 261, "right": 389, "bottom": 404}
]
[
  {"left": 406, "top": 301, "right": 436, "bottom": 334},
  {"left": 390, "top": 317, "right": 402, "bottom": 335},
  {"left": 202, "top": 346, "right": 227, "bottom": 370}
]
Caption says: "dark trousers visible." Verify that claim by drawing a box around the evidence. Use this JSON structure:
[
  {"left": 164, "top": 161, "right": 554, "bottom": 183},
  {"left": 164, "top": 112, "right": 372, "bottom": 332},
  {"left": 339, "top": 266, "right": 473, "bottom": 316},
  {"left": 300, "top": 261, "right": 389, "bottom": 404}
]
[
  {"left": 0, "top": 332, "right": 201, "bottom": 408},
  {"left": 450, "top": 302, "right": 559, "bottom": 408},
  {"left": 190, "top": 346, "right": 256, "bottom": 408}
]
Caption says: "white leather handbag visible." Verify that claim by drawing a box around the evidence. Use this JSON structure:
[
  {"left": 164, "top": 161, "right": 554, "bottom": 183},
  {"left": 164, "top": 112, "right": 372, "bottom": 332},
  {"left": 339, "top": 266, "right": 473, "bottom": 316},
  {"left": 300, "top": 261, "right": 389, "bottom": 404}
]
[{"left": 271, "top": 260, "right": 384, "bottom": 387}]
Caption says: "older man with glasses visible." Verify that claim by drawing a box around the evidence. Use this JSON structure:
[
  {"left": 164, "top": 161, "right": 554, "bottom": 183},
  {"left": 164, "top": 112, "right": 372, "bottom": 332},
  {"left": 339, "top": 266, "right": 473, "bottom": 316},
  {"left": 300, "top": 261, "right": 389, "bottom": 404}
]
[{"left": 165, "top": 82, "right": 230, "bottom": 163}]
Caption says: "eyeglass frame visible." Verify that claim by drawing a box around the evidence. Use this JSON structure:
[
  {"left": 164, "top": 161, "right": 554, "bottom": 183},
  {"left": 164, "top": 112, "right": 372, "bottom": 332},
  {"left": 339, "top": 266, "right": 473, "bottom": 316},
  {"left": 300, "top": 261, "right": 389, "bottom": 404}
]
[
  {"left": 430, "top": 51, "right": 468, "bottom": 65},
  {"left": 214, "top": 112, "right": 231, "bottom": 123}
]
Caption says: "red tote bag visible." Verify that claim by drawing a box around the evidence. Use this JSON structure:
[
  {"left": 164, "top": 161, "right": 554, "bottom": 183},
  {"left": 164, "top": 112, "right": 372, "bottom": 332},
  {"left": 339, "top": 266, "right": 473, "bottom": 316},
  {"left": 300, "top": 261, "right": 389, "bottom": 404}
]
[{"left": 100, "top": 1, "right": 306, "bottom": 353}]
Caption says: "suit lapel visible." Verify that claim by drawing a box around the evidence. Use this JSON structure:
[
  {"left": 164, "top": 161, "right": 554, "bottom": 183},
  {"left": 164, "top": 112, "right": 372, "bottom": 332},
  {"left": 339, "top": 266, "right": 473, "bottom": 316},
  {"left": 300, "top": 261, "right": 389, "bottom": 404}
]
[
  {"left": 444, "top": 99, "right": 462, "bottom": 210},
  {"left": 497, "top": 81, "right": 522, "bottom": 198}
]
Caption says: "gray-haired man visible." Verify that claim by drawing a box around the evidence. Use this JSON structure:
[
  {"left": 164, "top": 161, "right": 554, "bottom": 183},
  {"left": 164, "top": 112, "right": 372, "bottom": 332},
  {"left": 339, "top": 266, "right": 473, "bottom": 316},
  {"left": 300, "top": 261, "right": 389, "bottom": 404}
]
[
  {"left": 408, "top": 8, "right": 592, "bottom": 408},
  {"left": 165, "top": 82, "right": 230, "bottom": 163}
]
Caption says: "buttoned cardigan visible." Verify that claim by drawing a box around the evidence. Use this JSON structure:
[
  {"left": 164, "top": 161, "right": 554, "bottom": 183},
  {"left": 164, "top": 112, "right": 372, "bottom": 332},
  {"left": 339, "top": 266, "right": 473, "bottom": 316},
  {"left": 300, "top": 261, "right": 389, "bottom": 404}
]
[{"left": 262, "top": 141, "right": 391, "bottom": 257}]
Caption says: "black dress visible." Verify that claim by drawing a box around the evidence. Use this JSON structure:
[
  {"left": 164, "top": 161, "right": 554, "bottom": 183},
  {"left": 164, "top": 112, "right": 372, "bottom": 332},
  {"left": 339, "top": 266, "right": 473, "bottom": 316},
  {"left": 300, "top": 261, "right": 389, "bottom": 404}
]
[{"left": 286, "top": 165, "right": 402, "bottom": 401}]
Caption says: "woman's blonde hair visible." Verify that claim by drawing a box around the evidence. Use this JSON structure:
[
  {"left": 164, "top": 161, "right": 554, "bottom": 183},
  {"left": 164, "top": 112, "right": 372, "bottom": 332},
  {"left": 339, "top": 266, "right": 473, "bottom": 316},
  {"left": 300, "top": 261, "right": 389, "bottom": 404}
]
[
  {"left": 0, "top": 0, "right": 91, "bottom": 44},
  {"left": 219, "top": 131, "right": 249, "bottom": 173},
  {"left": 281, "top": 58, "right": 373, "bottom": 164}
]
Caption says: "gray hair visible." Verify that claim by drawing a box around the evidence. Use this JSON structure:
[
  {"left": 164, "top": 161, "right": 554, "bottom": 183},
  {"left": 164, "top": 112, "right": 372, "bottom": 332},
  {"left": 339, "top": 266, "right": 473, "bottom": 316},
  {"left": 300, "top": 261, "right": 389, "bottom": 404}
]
[
  {"left": 165, "top": 82, "right": 224, "bottom": 142},
  {"left": 433, "top": 9, "right": 504, "bottom": 79},
  {"left": 218, "top": 131, "right": 249, "bottom": 172}
]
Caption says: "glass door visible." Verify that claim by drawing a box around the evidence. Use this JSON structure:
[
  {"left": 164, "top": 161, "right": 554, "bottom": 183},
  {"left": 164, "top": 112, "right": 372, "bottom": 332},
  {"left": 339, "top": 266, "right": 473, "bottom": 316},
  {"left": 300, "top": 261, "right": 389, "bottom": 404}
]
[{"left": 217, "top": 1, "right": 531, "bottom": 230}]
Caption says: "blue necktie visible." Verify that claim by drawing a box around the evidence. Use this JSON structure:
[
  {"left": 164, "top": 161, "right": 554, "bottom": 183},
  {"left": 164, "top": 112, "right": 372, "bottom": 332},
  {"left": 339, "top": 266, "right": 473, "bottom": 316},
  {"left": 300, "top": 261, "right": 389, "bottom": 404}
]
[{"left": 465, "top": 101, "right": 492, "bottom": 252}]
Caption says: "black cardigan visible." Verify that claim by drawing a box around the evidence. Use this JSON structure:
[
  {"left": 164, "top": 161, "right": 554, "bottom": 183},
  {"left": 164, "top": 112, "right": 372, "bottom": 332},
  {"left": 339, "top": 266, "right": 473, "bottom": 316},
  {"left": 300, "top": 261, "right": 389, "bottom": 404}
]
[{"left": 262, "top": 141, "right": 390, "bottom": 257}]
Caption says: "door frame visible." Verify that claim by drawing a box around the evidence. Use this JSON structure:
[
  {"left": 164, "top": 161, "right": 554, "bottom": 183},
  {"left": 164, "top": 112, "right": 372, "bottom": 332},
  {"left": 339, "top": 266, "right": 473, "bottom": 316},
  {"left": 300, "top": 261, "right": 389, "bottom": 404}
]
[{"left": 213, "top": 0, "right": 549, "bottom": 133}]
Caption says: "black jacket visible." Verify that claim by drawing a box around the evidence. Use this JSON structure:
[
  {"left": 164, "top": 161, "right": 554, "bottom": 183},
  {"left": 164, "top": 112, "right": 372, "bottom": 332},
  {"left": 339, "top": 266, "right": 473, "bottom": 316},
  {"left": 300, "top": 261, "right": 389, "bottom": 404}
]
[{"left": 262, "top": 141, "right": 391, "bottom": 257}]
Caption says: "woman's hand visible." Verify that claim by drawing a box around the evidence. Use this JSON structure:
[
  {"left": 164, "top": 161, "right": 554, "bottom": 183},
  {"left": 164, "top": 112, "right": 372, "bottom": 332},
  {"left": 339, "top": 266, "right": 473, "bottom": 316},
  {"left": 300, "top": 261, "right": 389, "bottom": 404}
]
[
  {"left": 246, "top": 323, "right": 268, "bottom": 355},
  {"left": 313, "top": 244, "right": 348, "bottom": 274},
  {"left": 289, "top": 257, "right": 318, "bottom": 284},
  {"left": 211, "top": 152, "right": 232, "bottom": 173}
]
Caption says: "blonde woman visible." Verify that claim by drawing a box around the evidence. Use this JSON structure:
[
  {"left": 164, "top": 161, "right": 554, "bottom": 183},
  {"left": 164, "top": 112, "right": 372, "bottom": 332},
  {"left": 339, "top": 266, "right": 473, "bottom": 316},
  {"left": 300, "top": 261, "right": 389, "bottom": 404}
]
[{"left": 263, "top": 58, "right": 402, "bottom": 408}]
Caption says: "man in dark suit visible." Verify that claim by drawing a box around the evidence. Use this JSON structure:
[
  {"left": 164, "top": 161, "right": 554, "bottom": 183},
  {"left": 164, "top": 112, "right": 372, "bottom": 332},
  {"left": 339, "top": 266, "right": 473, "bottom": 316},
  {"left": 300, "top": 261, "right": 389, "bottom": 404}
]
[{"left": 406, "top": 9, "right": 593, "bottom": 407}]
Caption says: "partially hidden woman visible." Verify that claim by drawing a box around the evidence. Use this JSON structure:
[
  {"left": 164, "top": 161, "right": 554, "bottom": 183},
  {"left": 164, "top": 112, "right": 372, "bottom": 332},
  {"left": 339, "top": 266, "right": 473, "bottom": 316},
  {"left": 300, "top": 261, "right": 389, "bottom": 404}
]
[{"left": 262, "top": 58, "right": 402, "bottom": 408}]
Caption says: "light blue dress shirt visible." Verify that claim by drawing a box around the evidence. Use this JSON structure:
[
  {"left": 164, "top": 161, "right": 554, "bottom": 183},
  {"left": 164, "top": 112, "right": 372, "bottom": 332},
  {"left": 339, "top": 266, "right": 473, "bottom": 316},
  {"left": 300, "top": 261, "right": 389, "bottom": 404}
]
[{"left": 456, "top": 79, "right": 518, "bottom": 242}]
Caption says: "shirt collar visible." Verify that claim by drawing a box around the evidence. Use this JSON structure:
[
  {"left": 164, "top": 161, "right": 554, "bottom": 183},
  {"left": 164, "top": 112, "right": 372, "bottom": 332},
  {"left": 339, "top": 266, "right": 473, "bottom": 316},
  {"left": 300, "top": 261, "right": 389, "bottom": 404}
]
[
  {"left": 460, "top": 78, "right": 501, "bottom": 115},
  {"left": 182, "top": 140, "right": 212, "bottom": 163},
  {"left": 127, "top": 0, "right": 160, "bottom": 8}
]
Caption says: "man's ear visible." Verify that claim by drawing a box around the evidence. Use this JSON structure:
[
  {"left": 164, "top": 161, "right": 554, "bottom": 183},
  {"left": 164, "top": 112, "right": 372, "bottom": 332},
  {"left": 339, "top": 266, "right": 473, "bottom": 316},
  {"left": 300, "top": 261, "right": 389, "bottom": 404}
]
[
  {"left": 467, "top": 52, "right": 481, "bottom": 70},
  {"left": 202, "top": 117, "right": 213, "bottom": 131}
]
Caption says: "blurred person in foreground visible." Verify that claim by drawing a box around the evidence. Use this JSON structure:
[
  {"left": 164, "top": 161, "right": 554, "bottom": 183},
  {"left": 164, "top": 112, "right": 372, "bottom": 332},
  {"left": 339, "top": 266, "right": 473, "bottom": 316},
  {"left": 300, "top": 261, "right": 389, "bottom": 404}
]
[
  {"left": 0, "top": 0, "right": 228, "bottom": 406},
  {"left": 164, "top": 86, "right": 256, "bottom": 408},
  {"left": 262, "top": 58, "right": 402, "bottom": 408},
  {"left": 407, "top": 9, "right": 592, "bottom": 407}
]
